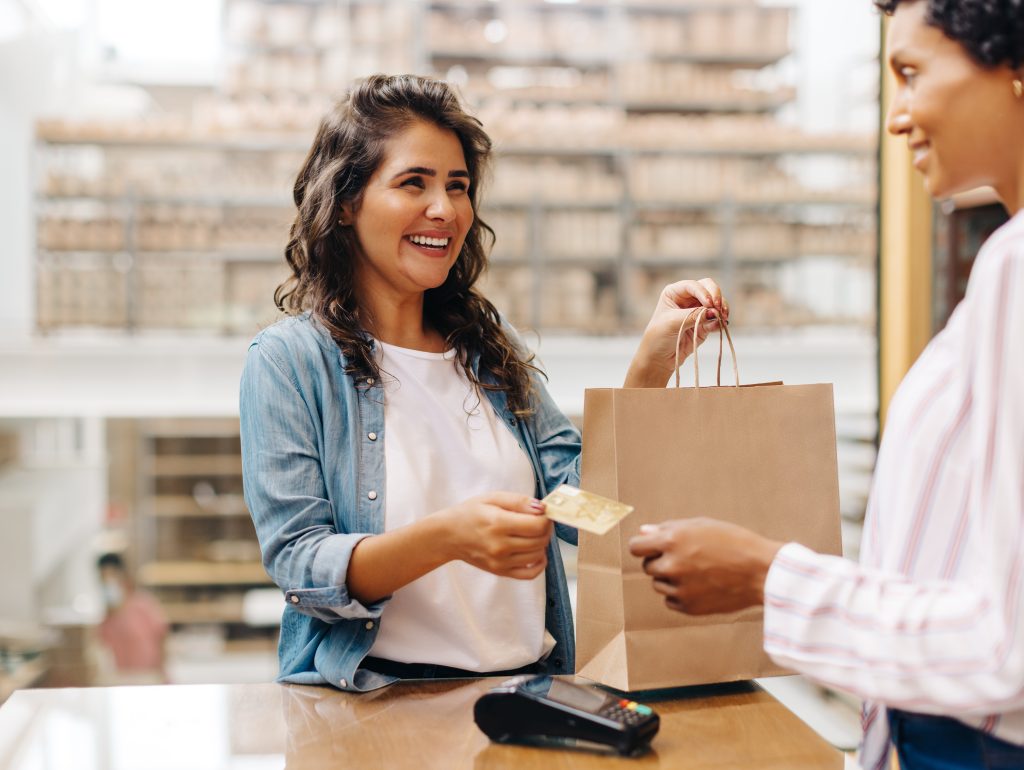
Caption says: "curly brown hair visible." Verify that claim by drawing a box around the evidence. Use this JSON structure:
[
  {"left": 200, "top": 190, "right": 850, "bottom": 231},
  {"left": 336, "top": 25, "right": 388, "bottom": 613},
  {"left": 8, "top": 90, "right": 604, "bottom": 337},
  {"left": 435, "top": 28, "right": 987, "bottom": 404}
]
[{"left": 275, "top": 74, "right": 542, "bottom": 415}]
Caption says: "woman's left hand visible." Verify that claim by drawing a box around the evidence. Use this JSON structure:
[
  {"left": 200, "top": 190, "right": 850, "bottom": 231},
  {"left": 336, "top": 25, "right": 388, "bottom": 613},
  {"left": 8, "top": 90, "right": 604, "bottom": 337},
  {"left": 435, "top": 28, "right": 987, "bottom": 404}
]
[
  {"left": 627, "top": 518, "right": 782, "bottom": 615},
  {"left": 624, "top": 278, "right": 729, "bottom": 388}
]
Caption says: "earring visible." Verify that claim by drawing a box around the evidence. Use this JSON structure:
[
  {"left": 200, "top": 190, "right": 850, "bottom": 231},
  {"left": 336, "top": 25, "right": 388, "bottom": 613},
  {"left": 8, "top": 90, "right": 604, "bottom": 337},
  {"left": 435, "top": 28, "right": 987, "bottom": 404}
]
[{"left": 1014, "top": 79, "right": 1023, "bottom": 99}]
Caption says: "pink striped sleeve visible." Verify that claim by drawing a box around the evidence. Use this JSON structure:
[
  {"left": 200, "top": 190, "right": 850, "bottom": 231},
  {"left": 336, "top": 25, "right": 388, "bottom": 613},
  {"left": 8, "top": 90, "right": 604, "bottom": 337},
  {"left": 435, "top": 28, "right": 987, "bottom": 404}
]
[{"left": 762, "top": 235, "right": 1024, "bottom": 716}]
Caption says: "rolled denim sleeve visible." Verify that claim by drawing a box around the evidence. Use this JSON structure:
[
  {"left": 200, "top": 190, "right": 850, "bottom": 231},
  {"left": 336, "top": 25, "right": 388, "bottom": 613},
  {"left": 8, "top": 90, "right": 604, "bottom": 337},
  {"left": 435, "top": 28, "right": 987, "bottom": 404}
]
[{"left": 240, "top": 335, "right": 385, "bottom": 623}]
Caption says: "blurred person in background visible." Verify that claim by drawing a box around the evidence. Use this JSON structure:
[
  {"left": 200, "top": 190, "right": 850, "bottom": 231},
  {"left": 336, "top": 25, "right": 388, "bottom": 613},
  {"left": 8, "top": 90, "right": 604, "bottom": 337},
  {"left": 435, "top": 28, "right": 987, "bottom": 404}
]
[
  {"left": 96, "top": 552, "right": 168, "bottom": 684},
  {"left": 240, "top": 73, "right": 728, "bottom": 693},
  {"left": 628, "top": 2, "right": 1024, "bottom": 768}
]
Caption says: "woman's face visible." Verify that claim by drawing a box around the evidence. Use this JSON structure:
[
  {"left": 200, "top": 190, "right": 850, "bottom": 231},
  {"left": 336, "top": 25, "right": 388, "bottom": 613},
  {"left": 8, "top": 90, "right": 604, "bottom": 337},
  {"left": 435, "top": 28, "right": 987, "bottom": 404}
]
[
  {"left": 348, "top": 119, "right": 474, "bottom": 304},
  {"left": 885, "top": 1, "right": 1022, "bottom": 200}
]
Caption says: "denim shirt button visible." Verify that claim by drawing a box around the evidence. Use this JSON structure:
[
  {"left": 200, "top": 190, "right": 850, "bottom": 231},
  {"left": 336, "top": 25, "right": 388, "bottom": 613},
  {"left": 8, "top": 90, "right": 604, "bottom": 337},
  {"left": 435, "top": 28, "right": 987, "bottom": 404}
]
[
  {"left": 367, "top": 490, "right": 378, "bottom": 500},
  {"left": 339, "top": 679, "right": 348, "bottom": 688},
  {"left": 365, "top": 621, "right": 374, "bottom": 630},
  {"left": 289, "top": 595, "right": 299, "bottom": 604},
  {"left": 367, "top": 432, "right": 377, "bottom": 441},
  {"left": 366, "top": 378, "right": 374, "bottom": 386}
]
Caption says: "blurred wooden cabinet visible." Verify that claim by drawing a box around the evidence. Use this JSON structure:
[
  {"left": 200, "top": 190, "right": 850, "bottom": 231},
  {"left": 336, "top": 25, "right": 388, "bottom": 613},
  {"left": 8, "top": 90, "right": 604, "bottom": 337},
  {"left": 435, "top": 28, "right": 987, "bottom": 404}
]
[{"left": 133, "top": 419, "right": 275, "bottom": 635}]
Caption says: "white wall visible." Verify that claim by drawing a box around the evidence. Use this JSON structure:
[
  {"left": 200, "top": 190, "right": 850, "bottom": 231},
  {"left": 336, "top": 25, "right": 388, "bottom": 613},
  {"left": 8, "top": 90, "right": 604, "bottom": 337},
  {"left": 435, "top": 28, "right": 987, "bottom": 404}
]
[
  {"left": 0, "top": 33, "right": 52, "bottom": 338},
  {"left": 0, "top": 418, "right": 106, "bottom": 624},
  {"left": 0, "top": 23, "right": 148, "bottom": 339},
  {"left": 772, "top": 0, "right": 881, "bottom": 133}
]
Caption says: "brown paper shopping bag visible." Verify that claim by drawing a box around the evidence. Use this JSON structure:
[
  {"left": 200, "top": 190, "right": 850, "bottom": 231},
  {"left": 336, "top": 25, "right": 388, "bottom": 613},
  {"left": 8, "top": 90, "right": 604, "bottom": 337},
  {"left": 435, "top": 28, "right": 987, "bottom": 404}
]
[{"left": 576, "top": 313, "right": 843, "bottom": 691}]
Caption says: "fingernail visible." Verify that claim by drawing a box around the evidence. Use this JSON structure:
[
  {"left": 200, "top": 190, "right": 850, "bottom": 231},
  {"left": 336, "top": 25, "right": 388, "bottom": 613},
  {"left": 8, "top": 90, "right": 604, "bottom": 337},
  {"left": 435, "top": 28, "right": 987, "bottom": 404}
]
[
  {"left": 640, "top": 524, "right": 659, "bottom": 534},
  {"left": 530, "top": 500, "right": 545, "bottom": 511}
]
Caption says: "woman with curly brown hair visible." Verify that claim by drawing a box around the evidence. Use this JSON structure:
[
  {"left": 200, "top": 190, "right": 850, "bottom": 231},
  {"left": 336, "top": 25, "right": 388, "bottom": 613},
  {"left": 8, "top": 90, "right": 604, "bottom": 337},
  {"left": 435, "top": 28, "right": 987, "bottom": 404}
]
[
  {"left": 240, "top": 74, "right": 726, "bottom": 694},
  {"left": 628, "top": 2, "right": 1024, "bottom": 768}
]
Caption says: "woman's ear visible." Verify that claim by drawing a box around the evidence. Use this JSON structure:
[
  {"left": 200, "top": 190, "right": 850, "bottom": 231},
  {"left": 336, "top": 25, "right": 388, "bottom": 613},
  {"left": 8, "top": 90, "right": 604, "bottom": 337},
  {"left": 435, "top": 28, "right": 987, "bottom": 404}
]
[{"left": 338, "top": 203, "right": 353, "bottom": 226}]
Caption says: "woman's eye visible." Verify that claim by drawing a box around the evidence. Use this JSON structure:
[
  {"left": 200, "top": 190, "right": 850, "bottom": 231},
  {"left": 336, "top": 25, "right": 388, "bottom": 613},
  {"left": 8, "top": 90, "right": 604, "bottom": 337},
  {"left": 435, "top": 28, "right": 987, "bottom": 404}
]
[
  {"left": 900, "top": 66, "right": 917, "bottom": 83},
  {"left": 448, "top": 182, "right": 468, "bottom": 193},
  {"left": 400, "top": 177, "right": 425, "bottom": 189}
]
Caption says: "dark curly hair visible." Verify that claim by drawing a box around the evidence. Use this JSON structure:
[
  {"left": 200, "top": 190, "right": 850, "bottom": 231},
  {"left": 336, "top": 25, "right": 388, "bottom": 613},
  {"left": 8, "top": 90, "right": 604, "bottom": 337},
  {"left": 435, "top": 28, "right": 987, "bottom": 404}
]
[
  {"left": 275, "top": 74, "right": 542, "bottom": 415},
  {"left": 875, "top": 0, "right": 1024, "bottom": 68}
]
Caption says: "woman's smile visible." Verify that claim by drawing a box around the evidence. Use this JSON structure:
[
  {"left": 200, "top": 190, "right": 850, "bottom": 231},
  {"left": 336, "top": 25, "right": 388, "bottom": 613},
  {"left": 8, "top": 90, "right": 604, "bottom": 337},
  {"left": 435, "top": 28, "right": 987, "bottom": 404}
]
[{"left": 404, "top": 230, "right": 455, "bottom": 257}]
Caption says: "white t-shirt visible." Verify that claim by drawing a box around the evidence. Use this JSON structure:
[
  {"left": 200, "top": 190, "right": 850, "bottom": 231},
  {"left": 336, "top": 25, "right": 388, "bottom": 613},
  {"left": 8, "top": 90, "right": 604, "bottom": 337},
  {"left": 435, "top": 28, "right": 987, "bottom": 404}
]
[{"left": 367, "top": 341, "right": 555, "bottom": 671}]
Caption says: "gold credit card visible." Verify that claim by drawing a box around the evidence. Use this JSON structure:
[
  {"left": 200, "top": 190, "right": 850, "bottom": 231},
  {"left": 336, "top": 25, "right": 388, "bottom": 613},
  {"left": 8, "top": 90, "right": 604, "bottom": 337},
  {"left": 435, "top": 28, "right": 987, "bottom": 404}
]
[{"left": 542, "top": 484, "right": 634, "bottom": 535}]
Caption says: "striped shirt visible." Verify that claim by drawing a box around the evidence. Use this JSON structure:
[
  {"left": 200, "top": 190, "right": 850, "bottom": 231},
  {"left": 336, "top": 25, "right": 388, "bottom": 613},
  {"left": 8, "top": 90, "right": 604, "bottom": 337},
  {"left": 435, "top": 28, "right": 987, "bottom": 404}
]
[{"left": 763, "top": 210, "right": 1024, "bottom": 770}]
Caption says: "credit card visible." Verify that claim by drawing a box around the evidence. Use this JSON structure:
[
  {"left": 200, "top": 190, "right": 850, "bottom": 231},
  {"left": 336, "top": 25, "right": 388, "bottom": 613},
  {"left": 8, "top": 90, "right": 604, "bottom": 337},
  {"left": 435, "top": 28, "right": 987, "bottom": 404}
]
[{"left": 542, "top": 484, "right": 634, "bottom": 535}]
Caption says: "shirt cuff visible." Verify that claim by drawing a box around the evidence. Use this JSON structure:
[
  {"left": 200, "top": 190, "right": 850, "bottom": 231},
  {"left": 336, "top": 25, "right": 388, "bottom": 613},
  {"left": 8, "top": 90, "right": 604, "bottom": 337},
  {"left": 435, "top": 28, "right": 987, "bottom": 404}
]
[{"left": 281, "top": 532, "right": 388, "bottom": 621}]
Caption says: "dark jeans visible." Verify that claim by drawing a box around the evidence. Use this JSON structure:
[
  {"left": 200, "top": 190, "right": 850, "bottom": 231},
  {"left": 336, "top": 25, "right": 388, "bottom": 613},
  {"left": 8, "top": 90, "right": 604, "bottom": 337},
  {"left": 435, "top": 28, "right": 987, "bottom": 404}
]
[
  {"left": 362, "top": 655, "right": 542, "bottom": 680},
  {"left": 888, "top": 709, "right": 1024, "bottom": 770}
]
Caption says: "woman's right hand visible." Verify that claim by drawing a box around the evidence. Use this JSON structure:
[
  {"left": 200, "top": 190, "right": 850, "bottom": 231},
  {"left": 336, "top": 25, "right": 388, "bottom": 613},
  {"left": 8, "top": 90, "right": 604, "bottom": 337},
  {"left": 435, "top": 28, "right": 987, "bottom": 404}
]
[
  {"left": 439, "top": 492, "right": 552, "bottom": 580},
  {"left": 625, "top": 278, "right": 728, "bottom": 388}
]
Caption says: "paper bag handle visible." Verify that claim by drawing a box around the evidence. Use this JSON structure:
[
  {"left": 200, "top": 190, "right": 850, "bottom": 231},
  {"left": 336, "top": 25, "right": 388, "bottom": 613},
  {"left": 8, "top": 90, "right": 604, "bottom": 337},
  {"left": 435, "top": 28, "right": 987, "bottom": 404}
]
[{"left": 673, "top": 306, "right": 740, "bottom": 388}]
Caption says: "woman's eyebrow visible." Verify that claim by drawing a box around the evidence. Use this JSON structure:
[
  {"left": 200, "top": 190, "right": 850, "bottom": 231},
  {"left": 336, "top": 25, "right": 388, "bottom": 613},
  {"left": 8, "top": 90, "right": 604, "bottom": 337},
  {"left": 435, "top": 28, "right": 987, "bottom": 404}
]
[
  {"left": 391, "top": 166, "right": 470, "bottom": 180},
  {"left": 888, "top": 47, "right": 910, "bottom": 71}
]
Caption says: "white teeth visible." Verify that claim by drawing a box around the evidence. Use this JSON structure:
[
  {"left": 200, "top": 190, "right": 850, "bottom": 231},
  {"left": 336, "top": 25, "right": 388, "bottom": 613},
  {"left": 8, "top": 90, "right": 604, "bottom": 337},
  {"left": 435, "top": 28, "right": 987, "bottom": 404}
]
[{"left": 409, "top": 235, "right": 450, "bottom": 248}]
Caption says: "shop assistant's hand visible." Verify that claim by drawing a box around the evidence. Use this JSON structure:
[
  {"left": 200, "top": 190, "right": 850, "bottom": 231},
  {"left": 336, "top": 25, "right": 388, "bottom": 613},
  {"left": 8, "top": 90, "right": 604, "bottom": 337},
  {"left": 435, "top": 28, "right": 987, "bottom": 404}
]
[
  {"left": 628, "top": 519, "right": 783, "bottom": 614},
  {"left": 624, "top": 278, "right": 729, "bottom": 388},
  {"left": 440, "top": 492, "right": 553, "bottom": 580}
]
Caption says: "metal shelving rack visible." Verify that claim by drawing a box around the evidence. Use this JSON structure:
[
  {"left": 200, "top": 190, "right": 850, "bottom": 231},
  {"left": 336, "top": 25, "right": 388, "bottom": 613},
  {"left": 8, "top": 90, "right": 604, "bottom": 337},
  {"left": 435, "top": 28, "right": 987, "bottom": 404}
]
[
  {"left": 415, "top": 0, "right": 876, "bottom": 332},
  {"left": 32, "top": 0, "right": 877, "bottom": 337}
]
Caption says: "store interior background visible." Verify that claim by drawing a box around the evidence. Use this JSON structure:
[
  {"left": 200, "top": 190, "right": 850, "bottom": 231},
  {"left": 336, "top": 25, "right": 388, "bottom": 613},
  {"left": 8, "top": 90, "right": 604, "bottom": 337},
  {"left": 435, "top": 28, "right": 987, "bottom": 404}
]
[{"left": 0, "top": 0, "right": 905, "bottom": 753}]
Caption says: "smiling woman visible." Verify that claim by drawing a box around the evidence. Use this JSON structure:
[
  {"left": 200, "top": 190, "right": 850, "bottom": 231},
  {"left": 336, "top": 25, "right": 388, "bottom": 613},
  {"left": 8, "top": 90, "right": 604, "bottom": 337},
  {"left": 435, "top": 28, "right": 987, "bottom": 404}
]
[
  {"left": 272, "top": 75, "right": 516, "bottom": 411},
  {"left": 882, "top": 0, "right": 1024, "bottom": 204},
  {"left": 343, "top": 121, "right": 476, "bottom": 349},
  {"left": 238, "top": 74, "right": 727, "bottom": 695}
]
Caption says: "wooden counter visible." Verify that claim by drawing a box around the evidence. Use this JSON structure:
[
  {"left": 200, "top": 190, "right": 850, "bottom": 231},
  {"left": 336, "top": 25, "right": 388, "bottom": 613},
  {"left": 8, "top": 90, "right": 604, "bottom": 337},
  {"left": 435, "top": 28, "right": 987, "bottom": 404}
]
[{"left": 0, "top": 677, "right": 843, "bottom": 769}]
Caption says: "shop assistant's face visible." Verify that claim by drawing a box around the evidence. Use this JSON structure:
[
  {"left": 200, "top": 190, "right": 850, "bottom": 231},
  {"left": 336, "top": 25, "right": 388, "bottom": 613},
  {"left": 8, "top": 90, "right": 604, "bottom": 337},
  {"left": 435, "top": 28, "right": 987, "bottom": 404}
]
[
  {"left": 885, "top": 1, "right": 1021, "bottom": 200},
  {"left": 348, "top": 119, "right": 473, "bottom": 301}
]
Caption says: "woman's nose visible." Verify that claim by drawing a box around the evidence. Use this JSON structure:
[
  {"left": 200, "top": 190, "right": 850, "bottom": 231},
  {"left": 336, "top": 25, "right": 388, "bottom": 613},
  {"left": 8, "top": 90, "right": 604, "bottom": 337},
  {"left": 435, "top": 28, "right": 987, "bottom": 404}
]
[
  {"left": 886, "top": 91, "right": 912, "bottom": 137},
  {"left": 426, "top": 191, "right": 456, "bottom": 222}
]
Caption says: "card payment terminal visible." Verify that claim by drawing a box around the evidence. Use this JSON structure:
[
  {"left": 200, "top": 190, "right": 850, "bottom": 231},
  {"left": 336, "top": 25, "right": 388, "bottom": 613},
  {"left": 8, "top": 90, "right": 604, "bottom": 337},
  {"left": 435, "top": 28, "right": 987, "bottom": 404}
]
[{"left": 473, "top": 674, "right": 659, "bottom": 756}]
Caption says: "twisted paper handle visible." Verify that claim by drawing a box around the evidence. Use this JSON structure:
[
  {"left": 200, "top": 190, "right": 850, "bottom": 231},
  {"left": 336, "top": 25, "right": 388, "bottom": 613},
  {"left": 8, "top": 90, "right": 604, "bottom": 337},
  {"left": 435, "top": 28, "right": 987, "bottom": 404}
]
[{"left": 673, "top": 307, "right": 740, "bottom": 389}]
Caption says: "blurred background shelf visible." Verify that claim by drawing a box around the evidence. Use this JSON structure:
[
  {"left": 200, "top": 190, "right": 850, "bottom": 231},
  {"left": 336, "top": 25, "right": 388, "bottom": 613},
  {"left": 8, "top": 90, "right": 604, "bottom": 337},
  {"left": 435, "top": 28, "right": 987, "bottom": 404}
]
[
  {"left": 138, "top": 562, "right": 271, "bottom": 588},
  {"left": 152, "top": 494, "right": 249, "bottom": 517},
  {"left": 151, "top": 455, "right": 244, "bottom": 477},
  {"left": 31, "top": 0, "right": 877, "bottom": 338}
]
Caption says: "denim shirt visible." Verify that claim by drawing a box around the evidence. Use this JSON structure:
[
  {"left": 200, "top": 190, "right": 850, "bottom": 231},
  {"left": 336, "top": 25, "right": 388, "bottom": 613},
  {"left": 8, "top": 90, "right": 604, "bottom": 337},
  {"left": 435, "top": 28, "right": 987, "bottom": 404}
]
[{"left": 239, "top": 313, "right": 580, "bottom": 692}]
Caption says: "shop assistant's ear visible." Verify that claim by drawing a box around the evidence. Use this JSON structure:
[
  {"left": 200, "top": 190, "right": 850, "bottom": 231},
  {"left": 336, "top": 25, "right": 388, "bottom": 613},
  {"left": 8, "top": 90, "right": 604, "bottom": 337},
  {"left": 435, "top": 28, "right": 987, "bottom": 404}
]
[{"left": 338, "top": 203, "right": 353, "bottom": 226}]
